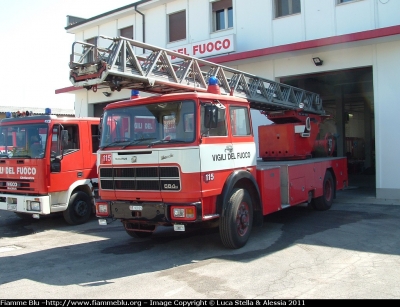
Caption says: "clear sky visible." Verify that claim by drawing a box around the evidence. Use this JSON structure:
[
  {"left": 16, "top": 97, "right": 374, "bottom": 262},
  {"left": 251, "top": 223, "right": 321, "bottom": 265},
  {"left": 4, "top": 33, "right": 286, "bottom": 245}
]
[{"left": 0, "top": 0, "right": 135, "bottom": 111}]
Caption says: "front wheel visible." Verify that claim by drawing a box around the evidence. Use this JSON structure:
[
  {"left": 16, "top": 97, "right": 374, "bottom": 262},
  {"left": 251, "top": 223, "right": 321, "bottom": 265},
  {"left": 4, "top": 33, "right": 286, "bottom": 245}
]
[
  {"left": 312, "top": 171, "right": 334, "bottom": 211},
  {"left": 63, "top": 191, "right": 93, "bottom": 225},
  {"left": 219, "top": 188, "right": 253, "bottom": 249}
]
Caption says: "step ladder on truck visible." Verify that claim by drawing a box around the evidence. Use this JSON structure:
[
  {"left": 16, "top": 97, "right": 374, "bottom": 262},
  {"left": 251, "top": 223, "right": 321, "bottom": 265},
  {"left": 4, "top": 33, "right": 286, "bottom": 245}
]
[{"left": 69, "top": 35, "right": 348, "bottom": 248}]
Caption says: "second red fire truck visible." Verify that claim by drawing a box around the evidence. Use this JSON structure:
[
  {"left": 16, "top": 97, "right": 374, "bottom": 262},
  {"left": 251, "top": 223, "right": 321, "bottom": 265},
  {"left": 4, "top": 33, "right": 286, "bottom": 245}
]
[
  {"left": 68, "top": 36, "right": 348, "bottom": 248},
  {"left": 0, "top": 110, "right": 100, "bottom": 225}
]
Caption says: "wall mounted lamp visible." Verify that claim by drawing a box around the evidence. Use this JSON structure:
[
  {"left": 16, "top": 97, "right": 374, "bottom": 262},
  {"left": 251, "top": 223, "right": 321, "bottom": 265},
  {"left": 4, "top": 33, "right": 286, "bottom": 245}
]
[
  {"left": 103, "top": 92, "right": 112, "bottom": 97},
  {"left": 312, "top": 57, "right": 323, "bottom": 66}
]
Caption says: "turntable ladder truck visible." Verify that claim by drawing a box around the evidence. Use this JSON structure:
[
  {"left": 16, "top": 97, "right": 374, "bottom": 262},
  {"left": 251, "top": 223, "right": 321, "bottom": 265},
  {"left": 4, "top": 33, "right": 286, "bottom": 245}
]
[{"left": 69, "top": 35, "right": 348, "bottom": 248}]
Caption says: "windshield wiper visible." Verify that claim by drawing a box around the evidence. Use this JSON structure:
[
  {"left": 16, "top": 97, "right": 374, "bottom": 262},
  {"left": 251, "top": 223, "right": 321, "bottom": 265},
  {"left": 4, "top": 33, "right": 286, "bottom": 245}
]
[
  {"left": 100, "top": 139, "right": 129, "bottom": 149},
  {"left": 147, "top": 139, "right": 187, "bottom": 148},
  {"left": 121, "top": 138, "right": 157, "bottom": 149}
]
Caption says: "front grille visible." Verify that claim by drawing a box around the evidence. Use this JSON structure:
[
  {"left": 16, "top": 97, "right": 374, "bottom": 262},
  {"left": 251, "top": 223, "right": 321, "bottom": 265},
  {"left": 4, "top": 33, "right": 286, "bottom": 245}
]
[
  {"left": 100, "top": 166, "right": 181, "bottom": 191},
  {"left": 100, "top": 168, "right": 113, "bottom": 177},
  {"left": 160, "top": 167, "right": 179, "bottom": 177},
  {"left": 137, "top": 180, "right": 160, "bottom": 191},
  {"left": 0, "top": 178, "right": 35, "bottom": 192},
  {"left": 100, "top": 180, "right": 114, "bottom": 190}
]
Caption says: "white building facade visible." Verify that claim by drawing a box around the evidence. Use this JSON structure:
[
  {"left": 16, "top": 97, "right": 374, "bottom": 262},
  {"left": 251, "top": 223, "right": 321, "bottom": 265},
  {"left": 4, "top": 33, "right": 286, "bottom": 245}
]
[{"left": 58, "top": 0, "right": 400, "bottom": 200}]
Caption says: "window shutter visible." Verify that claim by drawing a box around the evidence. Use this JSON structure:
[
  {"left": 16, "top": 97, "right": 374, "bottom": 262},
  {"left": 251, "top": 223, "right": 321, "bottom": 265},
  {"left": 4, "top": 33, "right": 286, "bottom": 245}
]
[
  {"left": 120, "top": 26, "right": 134, "bottom": 39},
  {"left": 169, "top": 10, "right": 186, "bottom": 42},
  {"left": 212, "top": 0, "right": 232, "bottom": 12},
  {"left": 86, "top": 37, "right": 96, "bottom": 45}
]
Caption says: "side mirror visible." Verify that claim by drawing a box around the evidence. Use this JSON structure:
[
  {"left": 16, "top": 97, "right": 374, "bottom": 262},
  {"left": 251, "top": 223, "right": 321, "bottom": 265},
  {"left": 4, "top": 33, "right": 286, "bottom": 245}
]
[
  {"left": 51, "top": 124, "right": 64, "bottom": 161},
  {"left": 61, "top": 130, "right": 69, "bottom": 146},
  {"left": 98, "top": 115, "right": 103, "bottom": 140},
  {"left": 204, "top": 105, "right": 218, "bottom": 129},
  {"left": 50, "top": 158, "right": 61, "bottom": 173}
]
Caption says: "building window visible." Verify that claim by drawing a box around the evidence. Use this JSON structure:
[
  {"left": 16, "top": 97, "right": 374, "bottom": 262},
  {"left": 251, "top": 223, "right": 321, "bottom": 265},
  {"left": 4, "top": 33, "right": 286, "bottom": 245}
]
[
  {"left": 275, "top": 0, "right": 301, "bottom": 18},
  {"left": 168, "top": 10, "right": 186, "bottom": 43},
  {"left": 85, "top": 37, "right": 96, "bottom": 63},
  {"left": 212, "top": 0, "right": 233, "bottom": 32},
  {"left": 119, "top": 26, "right": 133, "bottom": 39}
]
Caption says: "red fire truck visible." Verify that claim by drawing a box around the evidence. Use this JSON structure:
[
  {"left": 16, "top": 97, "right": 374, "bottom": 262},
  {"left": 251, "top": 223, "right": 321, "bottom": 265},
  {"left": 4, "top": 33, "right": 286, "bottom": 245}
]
[
  {"left": 69, "top": 36, "right": 348, "bottom": 248},
  {"left": 0, "top": 109, "right": 100, "bottom": 225}
]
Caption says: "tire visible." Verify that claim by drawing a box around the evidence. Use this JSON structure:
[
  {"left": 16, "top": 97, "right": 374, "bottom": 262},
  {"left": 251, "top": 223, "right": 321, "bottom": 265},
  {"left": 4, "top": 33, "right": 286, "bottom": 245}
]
[
  {"left": 219, "top": 188, "right": 253, "bottom": 249},
  {"left": 312, "top": 171, "right": 334, "bottom": 211},
  {"left": 124, "top": 223, "right": 154, "bottom": 238},
  {"left": 63, "top": 191, "right": 93, "bottom": 225}
]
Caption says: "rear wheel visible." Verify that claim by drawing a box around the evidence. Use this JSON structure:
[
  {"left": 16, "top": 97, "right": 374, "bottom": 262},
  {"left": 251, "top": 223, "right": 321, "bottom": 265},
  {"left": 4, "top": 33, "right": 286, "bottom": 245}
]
[
  {"left": 63, "top": 191, "right": 92, "bottom": 225},
  {"left": 312, "top": 171, "right": 334, "bottom": 211},
  {"left": 219, "top": 188, "right": 253, "bottom": 249}
]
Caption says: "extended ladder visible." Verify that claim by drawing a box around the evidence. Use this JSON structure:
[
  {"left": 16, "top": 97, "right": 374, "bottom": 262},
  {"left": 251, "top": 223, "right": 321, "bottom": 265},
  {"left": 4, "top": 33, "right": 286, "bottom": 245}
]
[{"left": 69, "top": 35, "right": 325, "bottom": 115}]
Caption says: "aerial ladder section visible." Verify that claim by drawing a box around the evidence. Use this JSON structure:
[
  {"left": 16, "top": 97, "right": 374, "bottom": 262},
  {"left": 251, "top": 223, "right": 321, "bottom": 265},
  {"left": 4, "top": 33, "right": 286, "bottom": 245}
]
[{"left": 69, "top": 36, "right": 325, "bottom": 115}]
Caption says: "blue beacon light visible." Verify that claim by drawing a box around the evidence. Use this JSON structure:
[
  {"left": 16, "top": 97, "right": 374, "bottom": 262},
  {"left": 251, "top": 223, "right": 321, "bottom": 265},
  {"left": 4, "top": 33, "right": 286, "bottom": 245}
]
[
  {"left": 131, "top": 90, "right": 140, "bottom": 99},
  {"left": 208, "top": 76, "right": 219, "bottom": 85},
  {"left": 207, "top": 76, "right": 221, "bottom": 94},
  {"left": 45, "top": 108, "right": 51, "bottom": 115}
]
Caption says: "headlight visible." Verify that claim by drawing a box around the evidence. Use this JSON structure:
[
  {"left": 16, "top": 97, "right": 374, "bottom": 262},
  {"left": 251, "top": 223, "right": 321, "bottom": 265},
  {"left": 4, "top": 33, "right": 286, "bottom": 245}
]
[
  {"left": 172, "top": 207, "right": 196, "bottom": 220},
  {"left": 27, "top": 201, "right": 41, "bottom": 211},
  {"left": 173, "top": 208, "right": 185, "bottom": 218}
]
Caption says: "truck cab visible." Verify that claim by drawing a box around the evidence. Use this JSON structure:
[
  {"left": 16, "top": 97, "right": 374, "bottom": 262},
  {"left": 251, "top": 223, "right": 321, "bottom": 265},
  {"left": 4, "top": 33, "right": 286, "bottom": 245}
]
[{"left": 95, "top": 84, "right": 258, "bottom": 238}]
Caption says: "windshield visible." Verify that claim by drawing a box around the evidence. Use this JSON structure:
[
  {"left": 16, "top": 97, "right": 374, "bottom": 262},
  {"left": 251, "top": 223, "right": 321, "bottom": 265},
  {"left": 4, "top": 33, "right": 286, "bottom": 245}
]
[
  {"left": 100, "top": 100, "right": 195, "bottom": 148},
  {"left": 0, "top": 124, "right": 49, "bottom": 158}
]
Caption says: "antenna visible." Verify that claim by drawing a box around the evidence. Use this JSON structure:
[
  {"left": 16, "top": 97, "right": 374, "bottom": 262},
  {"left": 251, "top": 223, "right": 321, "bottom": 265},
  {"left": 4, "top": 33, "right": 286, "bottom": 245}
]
[{"left": 194, "top": 68, "right": 196, "bottom": 92}]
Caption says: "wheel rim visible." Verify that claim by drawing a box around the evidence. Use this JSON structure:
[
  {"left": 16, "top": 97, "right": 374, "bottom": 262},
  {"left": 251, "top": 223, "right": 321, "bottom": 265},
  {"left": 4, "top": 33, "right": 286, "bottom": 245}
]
[
  {"left": 324, "top": 179, "right": 333, "bottom": 201},
  {"left": 74, "top": 200, "right": 89, "bottom": 217},
  {"left": 236, "top": 202, "right": 250, "bottom": 237}
]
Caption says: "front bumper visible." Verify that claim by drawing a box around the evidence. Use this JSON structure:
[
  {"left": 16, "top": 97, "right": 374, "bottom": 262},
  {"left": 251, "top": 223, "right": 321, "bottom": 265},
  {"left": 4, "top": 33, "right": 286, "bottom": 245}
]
[
  {"left": 101, "top": 200, "right": 203, "bottom": 224},
  {"left": 0, "top": 193, "right": 51, "bottom": 215}
]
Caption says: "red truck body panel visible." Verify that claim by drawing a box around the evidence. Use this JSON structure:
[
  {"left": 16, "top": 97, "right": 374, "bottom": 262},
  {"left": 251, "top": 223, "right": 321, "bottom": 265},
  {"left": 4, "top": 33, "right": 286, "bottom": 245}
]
[{"left": 256, "top": 157, "right": 347, "bottom": 215}]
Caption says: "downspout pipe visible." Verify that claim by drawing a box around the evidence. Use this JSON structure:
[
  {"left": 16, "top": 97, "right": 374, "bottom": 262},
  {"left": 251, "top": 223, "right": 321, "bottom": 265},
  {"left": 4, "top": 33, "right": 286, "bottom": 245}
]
[{"left": 135, "top": 4, "right": 146, "bottom": 54}]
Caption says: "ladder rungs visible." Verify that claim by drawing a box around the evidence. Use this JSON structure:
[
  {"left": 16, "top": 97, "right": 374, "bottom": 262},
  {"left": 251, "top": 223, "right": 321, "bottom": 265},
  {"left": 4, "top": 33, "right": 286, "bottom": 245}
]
[{"left": 69, "top": 36, "right": 325, "bottom": 115}]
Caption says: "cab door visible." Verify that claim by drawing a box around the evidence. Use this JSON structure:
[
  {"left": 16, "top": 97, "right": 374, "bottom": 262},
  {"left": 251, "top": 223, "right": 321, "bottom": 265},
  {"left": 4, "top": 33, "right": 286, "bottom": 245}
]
[
  {"left": 82, "top": 122, "right": 99, "bottom": 179},
  {"left": 49, "top": 123, "right": 84, "bottom": 192},
  {"left": 229, "top": 105, "right": 256, "bottom": 169},
  {"left": 199, "top": 101, "right": 234, "bottom": 196}
]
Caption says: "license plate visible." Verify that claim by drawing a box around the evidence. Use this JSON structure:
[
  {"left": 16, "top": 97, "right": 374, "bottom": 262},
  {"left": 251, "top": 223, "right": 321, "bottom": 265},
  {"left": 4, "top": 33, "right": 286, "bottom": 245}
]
[
  {"left": 7, "top": 204, "right": 17, "bottom": 211},
  {"left": 129, "top": 205, "right": 143, "bottom": 211},
  {"left": 98, "top": 219, "right": 107, "bottom": 226},
  {"left": 174, "top": 224, "right": 185, "bottom": 231}
]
